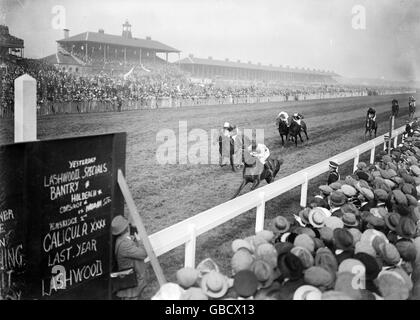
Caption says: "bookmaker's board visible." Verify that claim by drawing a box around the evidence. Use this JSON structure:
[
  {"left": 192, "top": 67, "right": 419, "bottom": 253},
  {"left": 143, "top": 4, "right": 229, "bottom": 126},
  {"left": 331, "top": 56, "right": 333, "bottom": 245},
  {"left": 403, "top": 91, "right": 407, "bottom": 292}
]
[{"left": 0, "top": 133, "right": 126, "bottom": 299}]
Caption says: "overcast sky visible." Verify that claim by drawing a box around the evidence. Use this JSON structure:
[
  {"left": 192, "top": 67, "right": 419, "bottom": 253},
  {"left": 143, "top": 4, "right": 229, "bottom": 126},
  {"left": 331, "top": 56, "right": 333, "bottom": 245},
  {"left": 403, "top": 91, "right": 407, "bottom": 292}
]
[{"left": 2, "top": 0, "right": 419, "bottom": 81}]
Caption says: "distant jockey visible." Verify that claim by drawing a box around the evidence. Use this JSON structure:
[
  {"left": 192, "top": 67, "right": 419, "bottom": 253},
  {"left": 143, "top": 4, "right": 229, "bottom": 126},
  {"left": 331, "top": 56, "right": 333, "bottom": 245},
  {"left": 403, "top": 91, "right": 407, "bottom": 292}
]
[
  {"left": 223, "top": 122, "right": 234, "bottom": 137},
  {"left": 291, "top": 112, "right": 304, "bottom": 125},
  {"left": 248, "top": 140, "right": 273, "bottom": 177},
  {"left": 276, "top": 111, "right": 289, "bottom": 125},
  {"left": 366, "top": 107, "right": 376, "bottom": 122},
  {"left": 409, "top": 96, "right": 416, "bottom": 108}
]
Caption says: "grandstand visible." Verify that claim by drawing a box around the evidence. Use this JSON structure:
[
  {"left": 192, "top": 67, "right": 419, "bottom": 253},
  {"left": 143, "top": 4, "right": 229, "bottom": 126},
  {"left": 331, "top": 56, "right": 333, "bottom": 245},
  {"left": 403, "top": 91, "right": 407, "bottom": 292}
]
[
  {"left": 176, "top": 54, "right": 338, "bottom": 84},
  {"left": 0, "top": 25, "right": 24, "bottom": 61},
  {"left": 41, "top": 20, "right": 180, "bottom": 74}
]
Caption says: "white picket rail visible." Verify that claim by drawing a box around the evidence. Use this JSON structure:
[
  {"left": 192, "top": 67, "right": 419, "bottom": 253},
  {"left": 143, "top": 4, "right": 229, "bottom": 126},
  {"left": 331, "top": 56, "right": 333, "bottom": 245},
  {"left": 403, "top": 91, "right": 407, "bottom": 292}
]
[{"left": 145, "top": 125, "right": 406, "bottom": 266}]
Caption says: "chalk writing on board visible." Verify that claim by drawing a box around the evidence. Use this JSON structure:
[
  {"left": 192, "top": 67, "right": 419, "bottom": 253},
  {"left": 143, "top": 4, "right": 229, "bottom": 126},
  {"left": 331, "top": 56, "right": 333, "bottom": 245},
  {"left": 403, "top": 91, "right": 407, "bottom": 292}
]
[{"left": 41, "top": 260, "right": 103, "bottom": 297}]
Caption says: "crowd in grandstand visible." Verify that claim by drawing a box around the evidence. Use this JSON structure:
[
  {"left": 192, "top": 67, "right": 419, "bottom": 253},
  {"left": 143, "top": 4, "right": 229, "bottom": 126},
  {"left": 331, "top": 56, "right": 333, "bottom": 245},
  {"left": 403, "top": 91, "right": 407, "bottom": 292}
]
[{"left": 0, "top": 58, "right": 414, "bottom": 115}]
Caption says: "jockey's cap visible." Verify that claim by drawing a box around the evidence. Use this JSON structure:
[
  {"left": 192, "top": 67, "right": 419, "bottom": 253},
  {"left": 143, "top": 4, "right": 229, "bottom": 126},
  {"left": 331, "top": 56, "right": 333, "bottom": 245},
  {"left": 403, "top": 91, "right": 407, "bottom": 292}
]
[{"left": 223, "top": 122, "right": 230, "bottom": 129}]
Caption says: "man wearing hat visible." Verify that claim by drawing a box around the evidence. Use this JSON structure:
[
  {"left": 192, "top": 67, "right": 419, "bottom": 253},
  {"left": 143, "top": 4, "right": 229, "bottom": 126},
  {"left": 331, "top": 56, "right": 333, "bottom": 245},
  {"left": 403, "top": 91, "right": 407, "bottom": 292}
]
[
  {"left": 112, "top": 215, "right": 148, "bottom": 300},
  {"left": 328, "top": 161, "right": 340, "bottom": 185}
]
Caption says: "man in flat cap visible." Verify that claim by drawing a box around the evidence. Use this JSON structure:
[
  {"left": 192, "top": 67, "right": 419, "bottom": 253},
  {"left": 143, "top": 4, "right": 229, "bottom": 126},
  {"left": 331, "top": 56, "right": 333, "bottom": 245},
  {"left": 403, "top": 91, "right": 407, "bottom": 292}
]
[{"left": 328, "top": 161, "right": 340, "bottom": 185}]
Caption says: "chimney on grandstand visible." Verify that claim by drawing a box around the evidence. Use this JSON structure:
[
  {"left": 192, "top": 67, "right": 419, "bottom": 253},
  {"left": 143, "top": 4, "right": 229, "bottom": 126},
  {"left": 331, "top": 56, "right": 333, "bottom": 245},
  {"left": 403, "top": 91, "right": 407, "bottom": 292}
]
[
  {"left": 63, "top": 28, "right": 69, "bottom": 39},
  {"left": 122, "top": 20, "right": 132, "bottom": 39}
]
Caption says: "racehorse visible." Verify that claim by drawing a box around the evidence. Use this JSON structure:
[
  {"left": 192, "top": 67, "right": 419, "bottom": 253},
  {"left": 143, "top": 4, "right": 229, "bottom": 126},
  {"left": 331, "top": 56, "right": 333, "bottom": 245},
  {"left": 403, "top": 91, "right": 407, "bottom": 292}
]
[
  {"left": 219, "top": 134, "right": 236, "bottom": 172},
  {"left": 365, "top": 117, "right": 378, "bottom": 139},
  {"left": 231, "top": 149, "right": 283, "bottom": 199},
  {"left": 278, "top": 120, "right": 289, "bottom": 146},
  {"left": 392, "top": 100, "right": 399, "bottom": 118},
  {"left": 409, "top": 101, "right": 416, "bottom": 121},
  {"left": 289, "top": 119, "right": 309, "bottom": 147}
]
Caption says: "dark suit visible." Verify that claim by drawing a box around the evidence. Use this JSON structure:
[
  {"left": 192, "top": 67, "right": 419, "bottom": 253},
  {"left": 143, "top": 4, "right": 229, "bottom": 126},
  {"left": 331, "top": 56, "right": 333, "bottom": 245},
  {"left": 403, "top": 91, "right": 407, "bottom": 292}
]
[{"left": 328, "top": 171, "right": 340, "bottom": 185}]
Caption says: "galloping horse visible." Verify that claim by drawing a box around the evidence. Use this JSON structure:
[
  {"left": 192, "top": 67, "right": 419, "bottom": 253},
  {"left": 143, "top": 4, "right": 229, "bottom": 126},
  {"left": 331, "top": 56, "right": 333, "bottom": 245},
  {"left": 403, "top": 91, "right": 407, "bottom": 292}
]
[
  {"left": 392, "top": 99, "right": 399, "bottom": 118},
  {"left": 409, "top": 98, "right": 416, "bottom": 121},
  {"left": 365, "top": 117, "right": 378, "bottom": 139},
  {"left": 278, "top": 120, "right": 289, "bottom": 146},
  {"left": 289, "top": 119, "right": 309, "bottom": 147},
  {"left": 231, "top": 149, "right": 283, "bottom": 199}
]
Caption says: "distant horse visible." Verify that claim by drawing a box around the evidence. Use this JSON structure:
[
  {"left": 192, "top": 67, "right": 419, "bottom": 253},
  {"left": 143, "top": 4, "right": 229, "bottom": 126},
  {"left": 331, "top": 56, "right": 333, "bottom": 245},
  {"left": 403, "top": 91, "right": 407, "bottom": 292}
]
[
  {"left": 392, "top": 100, "right": 399, "bottom": 118},
  {"left": 409, "top": 101, "right": 416, "bottom": 121},
  {"left": 365, "top": 118, "right": 378, "bottom": 139},
  {"left": 278, "top": 120, "right": 289, "bottom": 146},
  {"left": 231, "top": 150, "right": 283, "bottom": 199},
  {"left": 289, "top": 120, "right": 309, "bottom": 147},
  {"left": 219, "top": 134, "right": 236, "bottom": 172}
]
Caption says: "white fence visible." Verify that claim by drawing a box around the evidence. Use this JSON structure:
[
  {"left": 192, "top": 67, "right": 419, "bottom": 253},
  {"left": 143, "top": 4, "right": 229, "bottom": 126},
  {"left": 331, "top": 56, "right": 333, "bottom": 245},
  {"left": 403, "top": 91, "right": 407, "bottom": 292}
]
[{"left": 145, "top": 125, "right": 407, "bottom": 267}]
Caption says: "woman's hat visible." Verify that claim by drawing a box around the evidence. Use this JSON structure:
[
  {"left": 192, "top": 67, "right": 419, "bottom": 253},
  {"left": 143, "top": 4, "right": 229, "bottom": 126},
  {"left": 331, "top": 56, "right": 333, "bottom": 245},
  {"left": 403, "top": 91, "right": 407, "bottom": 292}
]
[
  {"left": 151, "top": 283, "right": 185, "bottom": 300},
  {"left": 250, "top": 259, "right": 276, "bottom": 289},
  {"left": 384, "top": 213, "right": 400, "bottom": 231},
  {"left": 111, "top": 215, "right": 129, "bottom": 236},
  {"left": 233, "top": 270, "right": 259, "bottom": 297},
  {"left": 273, "top": 216, "right": 290, "bottom": 233},
  {"left": 342, "top": 212, "right": 359, "bottom": 227},
  {"left": 293, "top": 285, "right": 322, "bottom": 300},
  {"left": 176, "top": 267, "right": 200, "bottom": 289},
  {"left": 308, "top": 207, "right": 327, "bottom": 228},
  {"left": 201, "top": 270, "right": 229, "bottom": 298}
]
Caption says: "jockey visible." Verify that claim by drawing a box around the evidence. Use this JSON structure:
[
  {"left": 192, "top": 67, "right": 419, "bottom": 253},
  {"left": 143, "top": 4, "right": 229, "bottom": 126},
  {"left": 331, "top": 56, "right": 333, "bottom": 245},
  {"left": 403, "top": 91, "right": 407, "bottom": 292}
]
[
  {"left": 223, "top": 122, "right": 234, "bottom": 137},
  {"left": 248, "top": 140, "right": 273, "bottom": 177},
  {"left": 366, "top": 107, "right": 376, "bottom": 121},
  {"left": 277, "top": 111, "right": 289, "bottom": 124},
  {"left": 291, "top": 112, "right": 304, "bottom": 125},
  {"left": 409, "top": 96, "right": 416, "bottom": 107}
]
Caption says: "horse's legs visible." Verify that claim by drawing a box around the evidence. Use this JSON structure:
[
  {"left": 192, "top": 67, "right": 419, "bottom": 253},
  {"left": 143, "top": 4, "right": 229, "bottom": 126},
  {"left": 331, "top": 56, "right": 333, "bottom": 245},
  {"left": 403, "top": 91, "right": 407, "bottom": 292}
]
[
  {"left": 304, "top": 129, "right": 309, "bottom": 140},
  {"left": 230, "top": 152, "right": 235, "bottom": 172},
  {"left": 250, "top": 179, "right": 260, "bottom": 191},
  {"left": 280, "top": 134, "right": 284, "bottom": 146},
  {"left": 231, "top": 180, "right": 248, "bottom": 199},
  {"left": 299, "top": 132, "right": 303, "bottom": 143}
]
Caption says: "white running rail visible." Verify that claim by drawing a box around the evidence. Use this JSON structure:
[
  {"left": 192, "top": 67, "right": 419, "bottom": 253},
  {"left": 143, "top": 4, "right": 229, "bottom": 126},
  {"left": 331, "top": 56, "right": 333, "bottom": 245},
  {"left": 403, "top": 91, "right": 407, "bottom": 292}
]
[{"left": 145, "top": 125, "right": 407, "bottom": 267}]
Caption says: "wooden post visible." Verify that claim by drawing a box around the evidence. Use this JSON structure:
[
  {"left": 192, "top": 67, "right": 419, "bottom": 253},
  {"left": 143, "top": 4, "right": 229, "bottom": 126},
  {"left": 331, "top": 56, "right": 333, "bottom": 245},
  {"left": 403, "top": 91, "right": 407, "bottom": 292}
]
[
  {"left": 184, "top": 224, "right": 197, "bottom": 268},
  {"left": 14, "top": 74, "right": 37, "bottom": 142},
  {"left": 117, "top": 170, "right": 167, "bottom": 286},
  {"left": 353, "top": 149, "right": 360, "bottom": 172},
  {"left": 255, "top": 192, "right": 265, "bottom": 233},
  {"left": 370, "top": 142, "right": 376, "bottom": 164},
  {"left": 388, "top": 116, "right": 394, "bottom": 155},
  {"left": 300, "top": 172, "right": 309, "bottom": 208}
]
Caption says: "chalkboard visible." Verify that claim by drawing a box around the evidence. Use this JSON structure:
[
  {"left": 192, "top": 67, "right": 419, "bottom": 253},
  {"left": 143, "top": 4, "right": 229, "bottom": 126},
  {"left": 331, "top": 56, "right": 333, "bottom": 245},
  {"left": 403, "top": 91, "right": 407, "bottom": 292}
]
[
  {"left": 0, "top": 133, "right": 126, "bottom": 300},
  {"left": 0, "top": 144, "right": 27, "bottom": 299}
]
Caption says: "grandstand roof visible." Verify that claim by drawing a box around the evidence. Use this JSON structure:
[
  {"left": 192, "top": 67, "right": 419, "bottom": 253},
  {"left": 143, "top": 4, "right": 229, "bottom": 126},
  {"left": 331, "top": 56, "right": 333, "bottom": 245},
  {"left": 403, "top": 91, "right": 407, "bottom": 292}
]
[
  {"left": 0, "top": 25, "right": 24, "bottom": 48},
  {"left": 41, "top": 51, "right": 82, "bottom": 65},
  {"left": 176, "top": 56, "right": 337, "bottom": 76},
  {"left": 57, "top": 31, "right": 180, "bottom": 53}
]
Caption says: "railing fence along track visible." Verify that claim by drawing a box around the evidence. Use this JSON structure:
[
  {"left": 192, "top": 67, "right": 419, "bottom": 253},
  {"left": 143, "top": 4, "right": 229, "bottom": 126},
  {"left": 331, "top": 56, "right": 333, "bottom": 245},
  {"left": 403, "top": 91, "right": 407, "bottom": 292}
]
[{"left": 145, "top": 126, "right": 406, "bottom": 267}]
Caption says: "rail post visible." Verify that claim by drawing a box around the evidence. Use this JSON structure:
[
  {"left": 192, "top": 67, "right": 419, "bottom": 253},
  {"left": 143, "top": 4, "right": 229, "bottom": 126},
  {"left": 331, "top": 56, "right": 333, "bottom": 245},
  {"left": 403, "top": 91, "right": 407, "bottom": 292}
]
[
  {"left": 14, "top": 74, "right": 37, "bottom": 143},
  {"left": 255, "top": 192, "right": 266, "bottom": 233},
  {"left": 300, "top": 172, "right": 309, "bottom": 208},
  {"left": 353, "top": 149, "right": 360, "bottom": 173},
  {"left": 184, "top": 224, "right": 197, "bottom": 268},
  {"left": 370, "top": 142, "right": 376, "bottom": 164}
]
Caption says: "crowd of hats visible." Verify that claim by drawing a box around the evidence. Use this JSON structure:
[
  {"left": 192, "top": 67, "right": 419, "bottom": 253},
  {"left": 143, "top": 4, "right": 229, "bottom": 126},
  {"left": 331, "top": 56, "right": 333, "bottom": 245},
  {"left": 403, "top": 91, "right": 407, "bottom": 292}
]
[{"left": 152, "top": 137, "right": 420, "bottom": 300}]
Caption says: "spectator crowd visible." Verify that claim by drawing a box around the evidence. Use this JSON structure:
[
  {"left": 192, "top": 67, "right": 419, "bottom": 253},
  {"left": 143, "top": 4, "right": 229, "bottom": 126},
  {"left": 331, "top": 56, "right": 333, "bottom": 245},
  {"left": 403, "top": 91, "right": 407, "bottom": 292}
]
[
  {"left": 146, "top": 128, "right": 420, "bottom": 300},
  {"left": 0, "top": 58, "right": 415, "bottom": 116}
]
